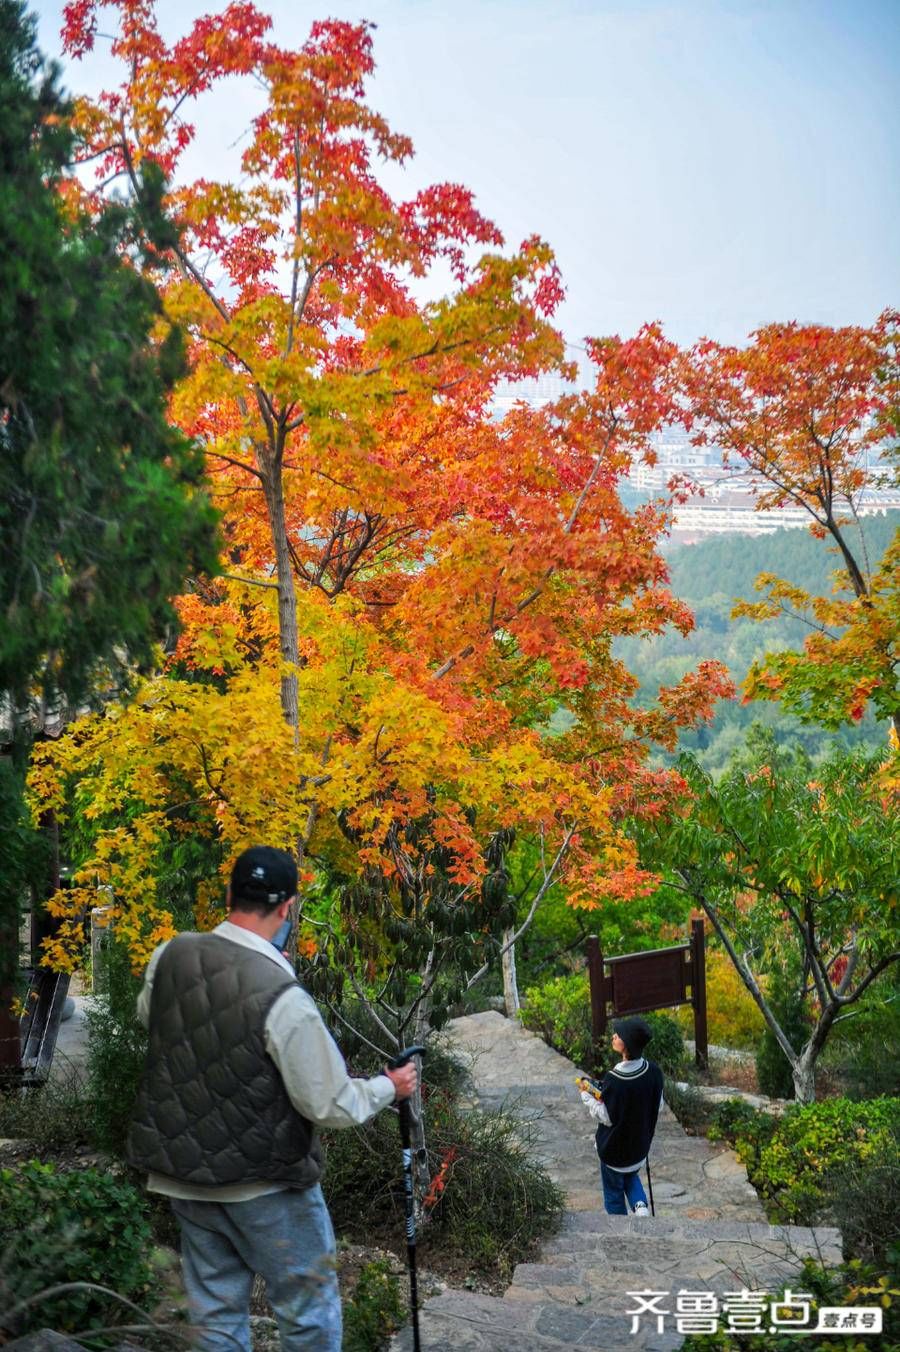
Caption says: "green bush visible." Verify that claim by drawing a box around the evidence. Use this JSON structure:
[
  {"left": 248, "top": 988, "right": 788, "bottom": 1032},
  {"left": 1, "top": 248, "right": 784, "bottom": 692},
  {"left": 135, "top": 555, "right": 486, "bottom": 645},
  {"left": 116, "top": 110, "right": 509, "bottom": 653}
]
[
  {"left": 342, "top": 1258, "right": 405, "bottom": 1351},
  {"left": 708, "top": 1097, "right": 778, "bottom": 1177},
  {"left": 827, "top": 1148, "right": 900, "bottom": 1268},
  {"left": 709, "top": 1096, "right": 776, "bottom": 1148},
  {"left": 754, "top": 1097, "right": 900, "bottom": 1228},
  {"left": 0, "top": 1160, "right": 158, "bottom": 1338},
  {"left": 664, "top": 1078, "right": 717, "bottom": 1135},
  {"left": 422, "top": 1091, "right": 565, "bottom": 1272},
  {"left": 520, "top": 971, "right": 593, "bottom": 1068},
  {"left": 324, "top": 1084, "right": 564, "bottom": 1278},
  {"left": 680, "top": 1258, "right": 899, "bottom": 1351},
  {"left": 822, "top": 973, "right": 900, "bottom": 1100},
  {"left": 710, "top": 1094, "right": 900, "bottom": 1259}
]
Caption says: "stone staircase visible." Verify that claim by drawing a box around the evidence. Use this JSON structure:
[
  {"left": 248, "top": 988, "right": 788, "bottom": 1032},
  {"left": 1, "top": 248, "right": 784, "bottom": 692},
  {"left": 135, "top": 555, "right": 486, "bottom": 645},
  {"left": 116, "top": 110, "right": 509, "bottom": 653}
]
[{"left": 392, "top": 1012, "right": 842, "bottom": 1351}]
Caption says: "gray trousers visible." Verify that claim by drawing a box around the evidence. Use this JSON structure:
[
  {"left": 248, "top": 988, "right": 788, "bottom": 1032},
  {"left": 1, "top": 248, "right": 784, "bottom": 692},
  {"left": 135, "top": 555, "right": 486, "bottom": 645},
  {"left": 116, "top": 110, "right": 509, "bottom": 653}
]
[{"left": 171, "top": 1185, "right": 341, "bottom": 1352}]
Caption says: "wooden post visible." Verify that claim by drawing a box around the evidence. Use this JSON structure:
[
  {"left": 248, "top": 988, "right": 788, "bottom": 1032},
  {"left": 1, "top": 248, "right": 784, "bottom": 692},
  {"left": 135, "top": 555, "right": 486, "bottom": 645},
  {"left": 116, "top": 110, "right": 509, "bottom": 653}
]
[
  {"left": 691, "top": 917, "right": 708, "bottom": 1068},
  {"left": 586, "top": 935, "right": 607, "bottom": 1075}
]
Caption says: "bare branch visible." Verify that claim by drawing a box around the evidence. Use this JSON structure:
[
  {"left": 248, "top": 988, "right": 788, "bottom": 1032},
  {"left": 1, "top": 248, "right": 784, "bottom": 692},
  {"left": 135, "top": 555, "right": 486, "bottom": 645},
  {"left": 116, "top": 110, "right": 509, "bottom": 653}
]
[{"left": 466, "top": 825, "right": 576, "bottom": 990}]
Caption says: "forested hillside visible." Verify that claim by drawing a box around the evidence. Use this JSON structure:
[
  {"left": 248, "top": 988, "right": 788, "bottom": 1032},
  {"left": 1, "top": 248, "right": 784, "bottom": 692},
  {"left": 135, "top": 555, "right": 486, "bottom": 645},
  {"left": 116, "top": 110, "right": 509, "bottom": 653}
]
[{"left": 616, "top": 513, "right": 898, "bottom": 771}]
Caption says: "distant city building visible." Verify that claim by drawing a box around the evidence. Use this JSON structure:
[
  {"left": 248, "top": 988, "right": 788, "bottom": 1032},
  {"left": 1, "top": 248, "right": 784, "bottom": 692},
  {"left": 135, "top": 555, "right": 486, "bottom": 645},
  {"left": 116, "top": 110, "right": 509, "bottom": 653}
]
[
  {"left": 628, "top": 428, "right": 723, "bottom": 491},
  {"left": 625, "top": 424, "right": 900, "bottom": 540},
  {"left": 485, "top": 408, "right": 899, "bottom": 540},
  {"left": 489, "top": 372, "right": 577, "bottom": 419}
]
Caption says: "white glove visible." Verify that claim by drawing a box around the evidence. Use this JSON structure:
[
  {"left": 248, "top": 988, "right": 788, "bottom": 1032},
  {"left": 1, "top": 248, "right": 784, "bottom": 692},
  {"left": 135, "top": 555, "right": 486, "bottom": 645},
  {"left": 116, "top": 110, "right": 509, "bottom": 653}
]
[{"left": 580, "top": 1089, "right": 605, "bottom": 1120}]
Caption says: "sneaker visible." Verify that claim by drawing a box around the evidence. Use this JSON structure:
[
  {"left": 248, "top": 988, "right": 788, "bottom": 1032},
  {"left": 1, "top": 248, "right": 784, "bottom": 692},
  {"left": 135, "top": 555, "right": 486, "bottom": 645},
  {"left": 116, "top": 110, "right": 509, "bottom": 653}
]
[{"left": 632, "top": 1202, "right": 650, "bottom": 1218}]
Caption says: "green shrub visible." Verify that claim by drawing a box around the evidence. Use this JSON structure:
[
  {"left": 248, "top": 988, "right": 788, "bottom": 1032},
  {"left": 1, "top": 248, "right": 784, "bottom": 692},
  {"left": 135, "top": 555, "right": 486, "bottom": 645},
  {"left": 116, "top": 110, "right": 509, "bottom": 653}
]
[
  {"left": 822, "top": 973, "right": 900, "bottom": 1100},
  {"left": 709, "top": 1096, "right": 776, "bottom": 1148},
  {"left": 520, "top": 971, "right": 593, "bottom": 1068},
  {"left": 710, "top": 1094, "right": 900, "bottom": 1257},
  {"left": 421, "top": 1092, "right": 565, "bottom": 1272},
  {"left": 753, "top": 1096, "right": 900, "bottom": 1228},
  {"left": 324, "top": 1085, "right": 564, "bottom": 1278},
  {"left": 520, "top": 973, "right": 686, "bottom": 1075},
  {"left": 641, "top": 1012, "right": 686, "bottom": 1076},
  {"left": 664, "top": 1078, "right": 716, "bottom": 1135},
  {"left": 680, "top": 1258, "right": 899, "bottom": 1351},
  {"left": 342, "top": 1258, "right": 405, "bottom": 1351},
  {"left": 755, "top": 1096, "right": 896, "bottom": 1199},
  {"left": 708, "top": 1097, "right": 777, "bottom": 1177},
  {"left": 0, "top": 1160, "right": 158, "bottom": 1338},
  {"left": 827, "top": 1148, "right": 900, "bottom": 1268}
]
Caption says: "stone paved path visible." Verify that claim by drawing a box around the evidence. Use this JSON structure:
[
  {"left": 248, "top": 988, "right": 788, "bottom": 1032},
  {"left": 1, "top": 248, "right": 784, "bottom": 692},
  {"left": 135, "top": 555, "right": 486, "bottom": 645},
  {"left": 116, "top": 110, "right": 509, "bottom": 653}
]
[{"left": 393, "top": 1012, "right": 841, "bottom": 1351}]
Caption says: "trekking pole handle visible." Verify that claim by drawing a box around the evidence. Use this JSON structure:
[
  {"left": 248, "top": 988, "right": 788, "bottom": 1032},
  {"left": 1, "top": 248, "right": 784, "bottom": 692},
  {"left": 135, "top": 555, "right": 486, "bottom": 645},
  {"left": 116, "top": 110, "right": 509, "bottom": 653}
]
[
  {"left": 388, "top": 1047, "right": 426, "bottom": 1151},
  {"left": 388, "top": 1044, "right": 428, "bottom": 1070}
]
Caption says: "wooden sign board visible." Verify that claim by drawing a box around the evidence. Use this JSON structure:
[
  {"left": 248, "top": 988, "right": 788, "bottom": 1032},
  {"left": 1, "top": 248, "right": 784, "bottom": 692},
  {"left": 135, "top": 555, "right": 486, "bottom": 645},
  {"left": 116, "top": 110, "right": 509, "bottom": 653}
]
[
  {"left": 609, "top": 946, "right": 687, "bottom": 1014},
  {"left": 586, "top": 921, "right": 708, "bottom": 1070}
]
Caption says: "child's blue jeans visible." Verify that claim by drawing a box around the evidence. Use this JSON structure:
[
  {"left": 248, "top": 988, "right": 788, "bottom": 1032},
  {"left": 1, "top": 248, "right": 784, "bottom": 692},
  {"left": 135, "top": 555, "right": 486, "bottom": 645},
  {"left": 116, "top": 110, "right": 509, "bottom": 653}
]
[{"left": 600, "top": 1160, "right": 648, "bottom": 1215}]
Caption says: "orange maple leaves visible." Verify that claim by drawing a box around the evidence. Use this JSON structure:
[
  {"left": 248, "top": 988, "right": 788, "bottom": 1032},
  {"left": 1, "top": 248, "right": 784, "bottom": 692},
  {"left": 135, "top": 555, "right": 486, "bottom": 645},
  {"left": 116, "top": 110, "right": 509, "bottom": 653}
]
[{"left": 39, "top": 1, "right": 739, "bottom": 961}]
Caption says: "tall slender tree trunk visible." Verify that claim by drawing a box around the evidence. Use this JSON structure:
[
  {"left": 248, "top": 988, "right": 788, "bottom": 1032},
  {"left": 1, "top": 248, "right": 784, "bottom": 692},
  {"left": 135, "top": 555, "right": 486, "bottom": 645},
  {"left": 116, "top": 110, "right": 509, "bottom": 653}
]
[
  {"left": 502, "top": 928, "right": 520, "bottom": 1017},
  {"left": 409, "top": 983, "right": 432, "bottom": 1191},
  {"left": 791, "top": 1057, "right": 817, "bottom": 1105},
  {"left": 260, "top": 452, "right": 300, "bottom": 731}
]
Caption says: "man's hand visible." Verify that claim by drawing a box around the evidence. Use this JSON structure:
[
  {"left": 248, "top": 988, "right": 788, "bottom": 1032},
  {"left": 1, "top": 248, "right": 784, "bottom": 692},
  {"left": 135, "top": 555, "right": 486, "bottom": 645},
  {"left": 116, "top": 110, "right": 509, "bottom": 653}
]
[{"left": 385, "top": 1061, "right": 418, "bottom": 1101}]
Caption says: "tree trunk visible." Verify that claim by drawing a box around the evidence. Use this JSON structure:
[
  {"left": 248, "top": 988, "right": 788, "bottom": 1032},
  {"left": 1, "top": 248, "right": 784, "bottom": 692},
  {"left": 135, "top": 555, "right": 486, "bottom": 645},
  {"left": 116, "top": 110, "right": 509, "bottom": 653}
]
[
  {"left": 408, "top": 978, "right": 432, "bottom": 1192},
  {"left": 260, "top": 455, "right": 300, "bottom": 731},
  {"left": 502, "top": 928, "right": 520, "bottom": 1017},
  {"left": 791, "top": 1055, "right": 817, "bottom": 1105},
  {"left": 407, "top": 1082, "right": 430, "bottom": 1194}
]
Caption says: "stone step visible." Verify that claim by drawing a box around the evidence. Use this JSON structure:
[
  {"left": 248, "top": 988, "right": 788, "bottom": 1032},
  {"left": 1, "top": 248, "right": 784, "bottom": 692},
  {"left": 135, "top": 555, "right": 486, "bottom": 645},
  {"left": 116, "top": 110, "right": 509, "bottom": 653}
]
[
  {"left": 553, "top": 1211, "right": 842, "bottom": 1256},
  {"left": 390, "top": 1289, "right": 682, "bottom": 1351},
  {"left": 507, "top": 1256, "right": 832, "bottom": 1305},
  {"left": 420, "top": 1012, "right": 838, "bottom": 1352},
  {"left": 510, "top": 1224, "right": 842, "bottom": 1304}
]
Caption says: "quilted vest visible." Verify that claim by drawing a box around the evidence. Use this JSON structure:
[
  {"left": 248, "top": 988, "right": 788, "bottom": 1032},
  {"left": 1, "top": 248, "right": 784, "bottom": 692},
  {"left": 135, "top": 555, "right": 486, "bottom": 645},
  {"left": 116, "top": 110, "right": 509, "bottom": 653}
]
[{"left": 127, "top": 932, "right": 323, "bottom": 1188}]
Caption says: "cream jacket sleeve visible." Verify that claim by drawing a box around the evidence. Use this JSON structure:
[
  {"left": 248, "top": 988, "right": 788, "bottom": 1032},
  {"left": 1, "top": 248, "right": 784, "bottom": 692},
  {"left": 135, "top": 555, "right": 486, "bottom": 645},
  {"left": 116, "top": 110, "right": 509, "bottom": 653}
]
[{"left": 264, "top": 985, "right": 395, "bottom": 1128}]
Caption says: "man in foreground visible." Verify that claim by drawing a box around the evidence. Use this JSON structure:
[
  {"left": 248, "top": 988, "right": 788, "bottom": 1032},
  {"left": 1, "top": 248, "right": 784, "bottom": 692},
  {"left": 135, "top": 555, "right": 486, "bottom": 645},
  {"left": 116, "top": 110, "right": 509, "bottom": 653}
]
[
  {"left": 127, "top": 845, "right": 417, "bottom": 1351},
  {"left": 580, "top": 1017, "right": 663, "bottom": 1216}
]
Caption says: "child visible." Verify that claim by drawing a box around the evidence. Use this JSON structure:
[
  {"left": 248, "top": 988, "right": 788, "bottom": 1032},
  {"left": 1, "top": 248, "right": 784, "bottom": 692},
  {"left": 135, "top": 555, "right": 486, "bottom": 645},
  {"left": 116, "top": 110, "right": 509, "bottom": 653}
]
[{"left": 579, "top": 1017, "right": 663, "bottom": 1217}]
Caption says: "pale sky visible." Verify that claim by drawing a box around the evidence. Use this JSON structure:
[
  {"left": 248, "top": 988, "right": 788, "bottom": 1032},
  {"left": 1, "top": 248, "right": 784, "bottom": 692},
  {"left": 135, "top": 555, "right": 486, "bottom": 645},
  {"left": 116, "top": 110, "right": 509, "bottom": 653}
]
[{"left": 33, "top": 0, "right": 900, "bottom": 353}]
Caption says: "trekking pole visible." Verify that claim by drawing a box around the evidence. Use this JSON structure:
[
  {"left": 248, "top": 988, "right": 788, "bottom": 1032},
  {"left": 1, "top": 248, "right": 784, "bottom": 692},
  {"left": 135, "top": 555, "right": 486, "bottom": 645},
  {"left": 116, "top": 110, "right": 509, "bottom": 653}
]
[
  {"left": 646, "top": 1154, "right": 655, "bottom": 1217},
  {"left": 388, "top": 1045, "right": 428, "bottom": 1352}
]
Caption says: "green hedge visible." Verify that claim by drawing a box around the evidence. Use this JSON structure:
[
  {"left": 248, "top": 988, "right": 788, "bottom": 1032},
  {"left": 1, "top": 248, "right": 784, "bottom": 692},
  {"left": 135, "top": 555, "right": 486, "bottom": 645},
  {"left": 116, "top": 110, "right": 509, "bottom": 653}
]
[
  {"left": 0, "top": 1161, "right": 158, "bottom": 1338},
  {"left": 324, "top": 1081, "right": 564, "bottom": 1277},
  {"left": 710, "top": 1095, "right": 900, "bottom": 1262},
  {"left": 520, "top": 971, "right": 594, "bottom": 1067}
]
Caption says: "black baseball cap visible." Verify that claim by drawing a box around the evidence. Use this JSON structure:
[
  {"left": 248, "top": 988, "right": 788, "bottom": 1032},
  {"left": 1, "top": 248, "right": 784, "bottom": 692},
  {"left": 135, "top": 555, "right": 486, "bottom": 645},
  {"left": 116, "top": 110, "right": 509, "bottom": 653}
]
[
  {"left": 612, "top": 1017, "right": 653, "bottom": 1058},
  {"left": 230, "top": 846, "right": 298, "bottom": 907}
]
